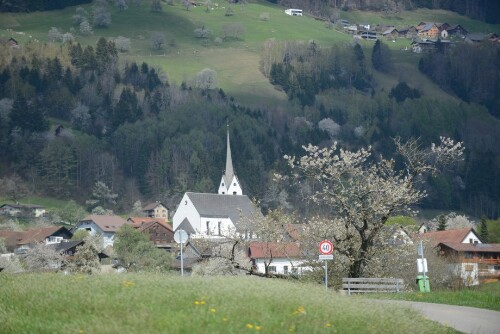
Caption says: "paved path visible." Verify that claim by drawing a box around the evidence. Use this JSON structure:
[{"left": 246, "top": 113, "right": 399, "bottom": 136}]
[{"left": 374, "top": 300, "right": 500, "bottom": 334}]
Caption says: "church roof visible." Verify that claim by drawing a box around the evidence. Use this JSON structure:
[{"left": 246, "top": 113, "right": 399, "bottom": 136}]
[
  {"left": 225, "top": 129, "right": 235, "bottom": 185},
  {"left": 185, "top": 192, "right": 261, "bottom": 230}
]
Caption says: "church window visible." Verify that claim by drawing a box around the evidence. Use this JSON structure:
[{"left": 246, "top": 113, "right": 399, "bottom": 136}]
[
  {"left": 233, "top": 192, "right": 237, "bottom": 195},
  {"left": 206, "top": 221, "right": 210, "bottom": 235},
  {"left": 222, "top": 183, "right": 224, "bottom": 186},
  {"left": 218, "top": 222, "right": 221, "bottom": 236},
  {"left": 233, "top": 183, "right": 236, "bottom": 186}
]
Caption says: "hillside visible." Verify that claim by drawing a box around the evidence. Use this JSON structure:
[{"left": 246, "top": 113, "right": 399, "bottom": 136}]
[{"left": 0, "top": 1, "right": 499, "bottom": 219}]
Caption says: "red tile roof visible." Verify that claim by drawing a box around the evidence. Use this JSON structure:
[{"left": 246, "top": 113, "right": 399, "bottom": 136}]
[
  {"left": 248, "top": 242, "right": 302, "bottom": 259},
  {"left": 418, "top": 228, "right": 475, "bottom": 246},
  {"left": 0, "top": 226, "right": 70, "bottom": 249},
  {"left": 127, "top": 217, "right": 172, "bottom": 231}
]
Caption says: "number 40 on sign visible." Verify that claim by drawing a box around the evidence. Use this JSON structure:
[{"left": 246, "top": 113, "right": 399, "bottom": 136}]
[{"left": 319, "top": 240, "right": 334, "bottom": 260}]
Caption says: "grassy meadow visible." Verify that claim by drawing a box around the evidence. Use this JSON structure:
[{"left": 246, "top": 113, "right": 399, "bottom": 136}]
[
  {"left": 0, "top": 273, "right": 462, "bottom": 334},
  {"left": 2, "top": 1, "right": 499, "bottom": 107}
]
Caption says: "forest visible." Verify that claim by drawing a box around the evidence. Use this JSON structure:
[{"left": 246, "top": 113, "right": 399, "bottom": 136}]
[{"left": 0, "top": 1, "right": 499, "bottom": 219}]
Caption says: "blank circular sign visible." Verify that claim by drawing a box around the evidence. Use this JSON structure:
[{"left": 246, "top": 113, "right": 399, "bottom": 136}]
[{"left": 174, "top": 229, "right": 188, "bottom": 244}]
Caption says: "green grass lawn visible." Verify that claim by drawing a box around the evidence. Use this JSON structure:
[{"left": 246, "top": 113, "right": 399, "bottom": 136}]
[
  {"left": 366, "top": 281, "right": 500, "bottom": 311},
  {"left": 0, "top": 273, "right": 459, "bottom": 334}
]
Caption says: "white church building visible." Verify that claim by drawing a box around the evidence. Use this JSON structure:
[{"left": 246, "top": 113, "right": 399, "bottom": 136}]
[{"left": 172, "top": 128, "right": 261, "bottom": 239}]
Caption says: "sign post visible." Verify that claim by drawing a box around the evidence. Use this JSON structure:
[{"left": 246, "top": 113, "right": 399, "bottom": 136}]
[
  {"left": 417, "top": 240, "right": 427, "bottom": 291},
  {"left": 318, "top": 240, "right": 334, "bottom": 290},
  {"left": 174, "top": 229, "right": 189, "bottom": 276}
]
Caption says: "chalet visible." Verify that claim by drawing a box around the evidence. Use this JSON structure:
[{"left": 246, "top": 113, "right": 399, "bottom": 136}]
[
  {"left": 446, "top": 24, "right": 468, "bottom": 38},
  {"left": 248, "top": 242, "right": 310, "bottom": 275},
  {"left": 465, "top": 33, "right": 487, "bottom": 44},
  {"left": 382, "top": 27, "right": 399, "bottom": 38},
  {"left": 358, "top": 31, "right": 377, "bottom": 40},
  {"left": 398, "top": 26, "right": 418, "bottom": 39},
  {"left": 7, "top": 37, "right": 18, "bottom": 47},
  {"left": 142, "top": 201, "right": 169, "bottom": 219},
  {"left": 127, "top": 217, "right": 175, "bottom": 250},
  {"left": 0, "top": 203, "right": 46, "bottom": 218},
  {"left": 74, "top": 215, "right": 127, "bottom": 248},
  {"left": 419, "top": 228, "right": 500, "bottom": 285},
  {"left": 436, "top": 22, "right": 450, "bottom": 31},
  {"left": 411, "top": 40, "right": 435, "bottom": 53},
  {"left": 0, "top": 226, "right": 72, "bottom": 253},
  {"left": 418, "top": 23, "right": 440, "bottom": 40},
  {"left": 173, "top": 128, "right": 263, "bottom": 239}
]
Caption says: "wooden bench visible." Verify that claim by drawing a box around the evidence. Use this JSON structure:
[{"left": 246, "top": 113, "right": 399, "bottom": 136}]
[{"left": 342, "top": 278, "right": 404, "bottom": 295}]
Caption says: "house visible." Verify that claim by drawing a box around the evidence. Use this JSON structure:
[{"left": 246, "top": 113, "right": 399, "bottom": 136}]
[
  {"left": 419, "top": 228, "right": 500, "bottom": 285},
  {"left": 7, "top": 37, "right": 18, "bottom": 47},
  {"left": 284, "top": 9, "right": 302, "bottom": 16},
  {"left": 173, "top": 128, "right": 262, "bottom": 239},
  {"left": 142, "top": 201, "right": 169, "bottom": 219},
  {"left": 465, "top": 33, "right": 487, "bottom": 44},
  {"left": 446, "top": 24, "right": 468, "bottom": 38},
  {"left": 0, "top": 226, "right": 73, "bottom": 253},
  {"left": 74, "top": 215, "right": 127, "bottom": 248},
  {"left": 382, "top": 27, "right": 399, "bottom": 38},
  {"left": 411, "top": 40, "right": 435, "bottom": 53},
  {"left": 418, "top": 223, "right": 429, "bottom": 234},
  {"left": 398, "top": 26, "right": 418, "bottom": 39},
  {"left": 418, "top": 23, "right": 440, "bottom": 40},
  {"left": 248, "top": 242, "right": 310, "bottom": 275},
  {"left": 436, "top": 22, "right": 450, "bottom": 31},
  {"left": 358, "top": 31, "right": 377, "bottom": 40},
  {"left": 0, "top": 203, "right": 46, "bottom": 217},
  {"left": 127, "top": 217, "right": 175, "bottom": 249}
]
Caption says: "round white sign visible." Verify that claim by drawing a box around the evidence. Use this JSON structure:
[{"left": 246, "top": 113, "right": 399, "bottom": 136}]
[
  {"left": 174, "top": 229, "right": 189, "bottom": 244},
  {"left": 318, "top": 240, "right": 334, "bottom": 255}
]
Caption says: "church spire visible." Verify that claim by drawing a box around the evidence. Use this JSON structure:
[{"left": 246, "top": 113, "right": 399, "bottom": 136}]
[
  {"left": 225, "top": 124, "right": 234, "bottom": 184},
  {"left": 218, "top": 122, "right": 242, "bottom": 195}
]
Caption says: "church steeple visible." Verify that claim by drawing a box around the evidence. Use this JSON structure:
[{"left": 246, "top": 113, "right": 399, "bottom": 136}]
[{"left": 218, "top": 124, "right": 242, "bottom": 195}]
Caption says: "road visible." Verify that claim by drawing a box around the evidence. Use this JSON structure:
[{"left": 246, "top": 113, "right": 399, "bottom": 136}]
[{"left": 374, "top": 300, "right": 500, "bottom": 334}]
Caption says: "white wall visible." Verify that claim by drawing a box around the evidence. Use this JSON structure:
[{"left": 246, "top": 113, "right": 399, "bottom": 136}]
[
  {"left": 462, "top": 231, "right": 482, "bottom": 244},
  {"left": 75, "top": 222, "right": 115, "bottom": 248},
  {"left": 173, "top": 194, "right": 201, "bottom": 232},
  {"left": 254, "top": 258, "right": 309, "bottom": 275}
]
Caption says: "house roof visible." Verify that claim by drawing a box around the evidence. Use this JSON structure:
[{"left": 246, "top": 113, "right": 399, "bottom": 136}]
[
  {"left": 127, "top": 217, "right": 170, "bottom": 230},
  {"left": 80, "top": 215, "right": 127, "bottom": 232},
  {"left": 0, "top": 226, "right": 71, "bottom": 248},
  {"left": 418, "top": 228, "right": 477, "bottom": 246},
  {"left": 138, "top": 220, "right": 174, "bottom": 233},
  {"left": 177, "top": 218, "right": 196, "bottom": 234},
  {"left": 248, "top": 242, "right": 302, "bottom": 259},
  {"left": 0, "top": 203, "right": 44, "bottom": 209},
  {"left": 439, "top": 242, "right": 500, "bottom": 253},
  {"left": 143, "top": 202, "right": 168, "bottom": 211},
  {"left": 421, "top": 23, "right": 437, "bottom": 32},
  {"left": 382, "top": 28, "right": 398, "bottom": 35},
  {"left": 467, "top": 33, "right": 486, "bottom": 42},
  {"left": 53, "top": 240, "right": 84, "bottom": 253},
  {"left": 185, "top": 192, "right": 262, "bottom": 230}
]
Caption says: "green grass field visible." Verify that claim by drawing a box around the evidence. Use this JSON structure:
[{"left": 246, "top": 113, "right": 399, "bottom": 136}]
[
  {"left": 1, "top": 2, "right": 499, "bottom": 107},
  {"left": 366, "top": 281, "right": 500, "bottom": 311},
  {"left": 0, "top": 273, "right": 460, "bottom": 333}
]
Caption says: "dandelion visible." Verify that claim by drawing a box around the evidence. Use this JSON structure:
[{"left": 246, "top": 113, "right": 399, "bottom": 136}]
[
  {"left": 194, "top": 300, "right": 206, "bottom": 305},
  {"left": 325, "top": 322, "right": 332, "bottom": 327},
  {"left": 222, "top": 317, "right": 228, "bottom": 322},
  {"left": 121, "top": 280, "right": 135, "bottom": 287},
  {"left": 245, "top": 323, "right": 254, "bottom": 329},
  {"left": 255, "top": 325, "right": 262, "bottom": 331},
  {"left": 210, "top": 308, "right": 216, "bottom": 313},
  {"left": 292, "top": 306, "right": 306, "bottom": 316}
]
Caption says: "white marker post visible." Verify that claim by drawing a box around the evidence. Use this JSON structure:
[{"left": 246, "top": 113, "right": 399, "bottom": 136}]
[{"left": 318, "top": 240, "right": 334, "bottom": 290}]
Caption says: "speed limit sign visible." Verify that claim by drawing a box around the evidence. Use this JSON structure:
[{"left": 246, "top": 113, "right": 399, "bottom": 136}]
[{"left": 318, "top": 240, "right": 334, "bottom": 255}]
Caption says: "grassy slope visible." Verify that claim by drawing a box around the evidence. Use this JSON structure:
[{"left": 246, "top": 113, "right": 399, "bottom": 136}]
[
  {"left": 2, "top": 2, "right": 498, "bottom": 107},
  {"left": 0, "top": 273, "right": 458, "bottom": 333},
  {"left": 366, "top": 281, "right": 500, "bottom": 311}
]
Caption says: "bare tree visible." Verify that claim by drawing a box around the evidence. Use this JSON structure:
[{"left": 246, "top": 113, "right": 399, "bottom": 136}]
[
  {"left": 79, "top": 20, "right": 93, "bottom": 35},
  {"left": 114, "top": 36, "right": 131, "bottom": 52},
  {"left": 150, "top": 0, "right": 162, "bottom": 12},
  {"left": 151, "top": 32, "right": 165, "bottom": 50},
  {"left": 0, "top": 174, "right": 29, "bottom": 202},
  {"left": 221, "top": 23, "right": 246, "bottom": 41},
  {"left": 48, "top": 27, "right": 63, "bottom": 42},
  {"left": 72, "top": 7, "right": 89, "bottom": 25},
  {"left": 69, "top": 234, "right": 102, "bottom": 274},
  {"left": 281, "top": 137, "right": 464, "bottom": 278},
  {"left": 93, "top": 0, "right": 112, "bottom": 28}
]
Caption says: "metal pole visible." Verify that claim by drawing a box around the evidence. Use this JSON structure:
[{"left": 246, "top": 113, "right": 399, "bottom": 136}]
[
  {"left": 420, "top": 240, "right": 426, "bottom": 291},
  {"left": 325, "top": 260, "right": 328, "bottom": 290},
  {"left": 180, "top": 240, "right": 184, "bottom": 277}
]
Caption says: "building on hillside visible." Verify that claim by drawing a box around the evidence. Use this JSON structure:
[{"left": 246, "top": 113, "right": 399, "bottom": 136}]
[
  {"left": 284, "top": 9, "right": 302, "bottom": 16},
  {"left": 0, "top": 226, "right": 72, "bottom": 253},
  {"left": 446, "top": 24, "right": 468, "bottom": 38},
  {"left": 418, "top": 23, "right": 440, "bottom": 40},
  {"left": 172, "top": 127, "right": 262, "bottom": 239},
  {"left": 74, "top": 215, "right": 127, "bottom": 248},
  {"left": 248, "top": 242, "right": 310, "bottom": 275},
  {"left": 142, "top": 202, "right": 169, "bottom": 219},
  {"left": 127, "top": 217, "right": 175, "bottom": 250},
  {"left": 0, "top": 203, "right": 46, "bottom": 218},
  {"left": 419, "top": 228, "right": 500, "bottom": 285}
]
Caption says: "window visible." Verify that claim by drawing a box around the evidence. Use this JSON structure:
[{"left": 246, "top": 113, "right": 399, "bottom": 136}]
[
  {"left": 233, "top": 182, "right": 236, "bottom": 186},
  {"left": 469, "top": 238, "right": 473, "bottom": 243},
  {"left": 222, "top": 183, "right": 224, "bottom": 186},
  {"left": 218, "top": 222, "right": 221, "bottom": 236},
  {"left": 284, "top": 266, "right": 289, "bottom": 275},
  {"left": 233, "top": 192, "right": 236, "bottom": 195},
  {"left": 268, "top": 266, "right": 277, "bottom": 273},
  {"left": 206, "top": 221, "right": 210, "bottom": 235}
]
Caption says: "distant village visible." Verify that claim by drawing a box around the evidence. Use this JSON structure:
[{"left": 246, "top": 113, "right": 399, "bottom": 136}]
[{"left": 1, "top": 130, "right": 500, "bottom": 288}]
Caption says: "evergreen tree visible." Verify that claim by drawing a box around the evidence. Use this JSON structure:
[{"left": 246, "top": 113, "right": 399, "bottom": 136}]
[
  {"left": 479, "top": 217, "right": 489, "bottom": 242},
  {"left": 437, "top": 214, "right": 447, "bottom": 231},
  {"left": 9, "top": 95, "right": 49, "bottom": 133},
  {"left": 371, "top": 40, "right": 391, "bottom": 72}
]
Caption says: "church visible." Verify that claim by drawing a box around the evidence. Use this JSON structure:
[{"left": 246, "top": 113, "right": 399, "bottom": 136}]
[{"left": 172, "top": 128, "right": 261, "bottom": 239}]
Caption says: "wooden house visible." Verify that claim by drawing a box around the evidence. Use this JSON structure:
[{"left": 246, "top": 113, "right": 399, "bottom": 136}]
[
  {"left": 0, "top": 226, "right": 72, "bottom": 253},
  {"left": 142, "top": 201, "right": 169, "bottom": 219},
  {"left": 127, "top": 217, "right": 175, "bottom": 250},
  {"left": 418, "top": 23, "right": 440, "bottom": 40}
]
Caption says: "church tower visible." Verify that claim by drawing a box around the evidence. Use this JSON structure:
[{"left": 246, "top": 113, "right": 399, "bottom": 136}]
[{"left": 218, "top": 126, "right": 242, "bottom": 195}]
